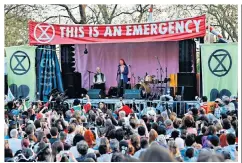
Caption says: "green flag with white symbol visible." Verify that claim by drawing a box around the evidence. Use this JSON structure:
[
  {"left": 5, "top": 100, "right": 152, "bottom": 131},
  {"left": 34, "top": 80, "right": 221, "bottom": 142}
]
[
  {"left": 201, "top": 43, "right": 238, "bottom": 101},
  {"left": 5, "top": 45, "right": 37, "bottom": 101}
]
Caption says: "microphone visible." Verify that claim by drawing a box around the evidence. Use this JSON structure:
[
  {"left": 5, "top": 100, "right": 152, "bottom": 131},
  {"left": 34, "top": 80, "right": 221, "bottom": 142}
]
[
  {"left": 155, "top": 56, "right": 158, "bottom": 58},
  {"left": 129, "top": 65, "right": 131, "bottom": 67}
]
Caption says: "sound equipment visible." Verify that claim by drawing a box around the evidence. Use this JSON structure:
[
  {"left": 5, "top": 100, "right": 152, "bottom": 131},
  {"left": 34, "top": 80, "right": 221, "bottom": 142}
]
[
  {"left": 179, "top": 39, "right": 196, "bottom": 72},
  {"left": 177, "top": 73, "right": 196, "bottom": 87},
  {"left": 176, "top": 86, "right": 196, "bottom": 101},
  {"left": 123, "top": 89, "right": 141, "bottom": 99},
  {"left": 87, "top": 89, "right": 105, "bottom": 99},
  {"left": 108, "top": 87, "right": 118, "bottom": 97},
  {"left": 63, "top": 72, "right": 82, "bottom": 98}
]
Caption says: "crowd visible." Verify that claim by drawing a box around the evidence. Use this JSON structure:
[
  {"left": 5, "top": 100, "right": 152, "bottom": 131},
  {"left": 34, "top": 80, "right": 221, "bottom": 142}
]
[{"left": 4, "top": 94, "right": 238, "bottom": 162}]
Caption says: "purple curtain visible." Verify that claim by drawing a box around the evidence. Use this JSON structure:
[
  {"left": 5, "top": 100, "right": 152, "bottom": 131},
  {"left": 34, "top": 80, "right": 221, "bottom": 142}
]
[{"left": 75, "top": 41, "right": 179, "bottom": 91}]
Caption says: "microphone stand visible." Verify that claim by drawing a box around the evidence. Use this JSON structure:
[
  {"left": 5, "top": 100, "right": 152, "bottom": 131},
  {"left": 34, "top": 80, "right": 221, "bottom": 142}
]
[
  {"left": 87, "top": 70, "right": 96, "bottom": 89},
  {"left": 155, "top": 56, "right": 164, "bottom": 95},
  {"left": 165, "top": 67, "right": 168, "bottom": 95}
]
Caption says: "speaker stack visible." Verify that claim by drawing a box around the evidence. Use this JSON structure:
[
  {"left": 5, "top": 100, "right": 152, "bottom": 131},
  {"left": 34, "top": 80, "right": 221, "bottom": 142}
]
[
  {"left": 61, "top": 45, "right": 84, "bottom": 98},
  {"left": 177, "top": 73, "right": 197, "bottom": 100}
]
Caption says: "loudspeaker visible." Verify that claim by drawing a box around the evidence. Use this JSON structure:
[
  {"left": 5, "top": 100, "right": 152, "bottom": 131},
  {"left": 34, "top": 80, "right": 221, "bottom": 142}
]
[
  {"left": 176, "top": 86, "right": 196, "bottom": 101},
  {"left": 123, "top": 89, "right": 141, "bottom": 99},
  {"left": 177, "top": 73, "right": 196, "bottom": 87},
  {"left": 87, "top": 89, "right": 105, "bottom": 99},
  {"left": 63, "top": 72, "right": 82, "bottom": 98}
]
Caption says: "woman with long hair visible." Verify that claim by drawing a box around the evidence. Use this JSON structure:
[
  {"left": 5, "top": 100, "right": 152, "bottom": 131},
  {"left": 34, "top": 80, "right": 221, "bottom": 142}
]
[{"left": 117, "top": 59, "right": 129, "bottom": 97}]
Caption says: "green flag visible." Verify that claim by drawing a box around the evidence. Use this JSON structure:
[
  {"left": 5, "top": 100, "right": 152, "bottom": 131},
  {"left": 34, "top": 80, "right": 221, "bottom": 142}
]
[
  {"left": 201, "top": 43, "right": 238, "bottom": 101},
  {"left": 5, "top": 45, "right": 37, "bottom": 101}
]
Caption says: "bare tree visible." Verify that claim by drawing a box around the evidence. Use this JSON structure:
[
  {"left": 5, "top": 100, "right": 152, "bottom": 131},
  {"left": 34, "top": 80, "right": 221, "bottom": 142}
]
[{"left": 157, "top": 4, "right": 238, "bottom": 42}]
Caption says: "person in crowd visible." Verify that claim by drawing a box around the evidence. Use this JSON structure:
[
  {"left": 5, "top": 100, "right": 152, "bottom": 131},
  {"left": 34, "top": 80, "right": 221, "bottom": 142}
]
[
  {"left": 180, "top": 134, "right": 199, "bottom": 160},
  {"left": 164, "top": 119, "right": 174, "bottom": 136},
  {"left": 140, "top": 143, "right": 175, "bottom": 162},
  {"left": 197, "top": 150, "right": 224, "bottom": 162},
  {"left": 97, "top": 137, "right": 112, "bottom": 162},
  {"left": 49, "top": 127, "right": 59, "bottom": 144},
  {"left": 184, "top": 115, "right": 197, "bottom": 135},
  {"left": 200, "top": 96, "right": 209, "bottom": 114},
  {"left": 69, "top": 134, "right": 85, "bottom": 158},
  {"left": 4, "top": 93, "right": 239, "bottom": 162},
  {"left": 230, "top": 95, "right": 238, "bottom": 110},
  {"left": 222, "top": 96, "right": 235, "bottom": 113},
  {"left": 168, "top": 139, "right": 183, "bottom": 161},
  {"left": 66, "top": 124, "right": 76, "bottom": 145},
  {"left": 222, "top": 118, "right": 236, "bottom": 134},
  {"left": 133, "top": 137, "right": 148, "bottom": 159},
  {"left": 75, "top": 140, "right": 89, "bottom": 161},
  {"left": 51, "top": 141, "right": 64, "bottom": 162},
  {"left": 130, "top": 134, "right": 141, "bottom": 153},
  {"left": 59, "top": 131, "right": 72, "bottom": 150},
  {"left": 149, "top": 129, "right": 158, "bottom": 144},
  {"left": 5, "top": 148, "right": 14, "bottom": 162},
  {"left": 223, "top": 133, "right": 237, "bottom": 161},
  {"left": 7, "top": 129, "right": 22, "bottom": 155}
]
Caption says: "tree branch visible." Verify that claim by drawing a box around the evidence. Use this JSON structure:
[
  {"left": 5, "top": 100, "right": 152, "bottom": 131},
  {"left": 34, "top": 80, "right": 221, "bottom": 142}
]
[
  {"left": 43, "top": 15, "right": 70, "bottom": 22},
  {"left": 53, "top": 4, "right": 79, "bottom": 24},
  {"left": 110, "top": 4, "right": 118, "bottom": 19}
]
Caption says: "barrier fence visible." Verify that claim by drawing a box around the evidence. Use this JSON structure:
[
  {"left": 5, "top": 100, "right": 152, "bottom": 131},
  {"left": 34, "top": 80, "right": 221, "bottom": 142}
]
[{"left": 12, "top": 99, "right": 200, "bottom": 118}]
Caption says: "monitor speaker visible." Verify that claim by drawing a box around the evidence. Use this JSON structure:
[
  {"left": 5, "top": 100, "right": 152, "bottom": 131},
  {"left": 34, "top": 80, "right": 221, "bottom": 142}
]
[
  {"left": 87, "top": 89, "right": 105, "bottom": 99},
  {"left": 123, "top": 89, "right": 141, "bottom": 99}
]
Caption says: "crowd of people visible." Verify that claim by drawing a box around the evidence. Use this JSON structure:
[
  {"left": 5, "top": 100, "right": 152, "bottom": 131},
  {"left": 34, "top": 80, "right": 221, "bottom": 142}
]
[{"left": 4, "top": 94, "right": 238, "bottom": 162}]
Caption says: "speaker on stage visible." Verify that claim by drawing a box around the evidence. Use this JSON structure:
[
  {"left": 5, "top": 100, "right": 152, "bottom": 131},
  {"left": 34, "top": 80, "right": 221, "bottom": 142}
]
[
  {"left": 63, "top": 72, "right": 82, "bottom": 98},
  {"left": 123, "top": 89, "right": 141, "bottom": 99},
  {"left": 87, "top": 89, "right": 105, "bottom": 99},
  {"left": 177, "top": 73, "right": 196, "bottom": 87},
  {"left": 176, "top": 86, "right": 196, "bottom": 101}
]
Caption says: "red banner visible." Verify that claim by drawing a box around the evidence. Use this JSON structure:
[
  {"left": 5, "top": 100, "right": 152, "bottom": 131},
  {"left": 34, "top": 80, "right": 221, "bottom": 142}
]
[{"left": 29, "top": 15, "right": 206, "bottom": 45}]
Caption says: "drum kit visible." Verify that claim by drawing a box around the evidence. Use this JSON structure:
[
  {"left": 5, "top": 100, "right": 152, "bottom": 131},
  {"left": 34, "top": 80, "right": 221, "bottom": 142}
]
[{"left": 133, "top": 74, "right": 168, "bottom": 99}]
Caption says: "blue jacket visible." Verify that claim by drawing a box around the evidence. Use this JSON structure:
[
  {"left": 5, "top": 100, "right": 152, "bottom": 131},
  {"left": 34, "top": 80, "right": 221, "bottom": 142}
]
[
  {"left": 223, "top": 145, "right": 236, "bottom": 161},
  {"left": 118, "top": 65, "right": 129, "bottom": 83}
]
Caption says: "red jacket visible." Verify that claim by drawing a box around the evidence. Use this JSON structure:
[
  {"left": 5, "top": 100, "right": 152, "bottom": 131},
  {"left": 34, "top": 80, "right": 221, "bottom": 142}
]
[{"left": 118, "top": 105, "right": 132, "bottom": 116}]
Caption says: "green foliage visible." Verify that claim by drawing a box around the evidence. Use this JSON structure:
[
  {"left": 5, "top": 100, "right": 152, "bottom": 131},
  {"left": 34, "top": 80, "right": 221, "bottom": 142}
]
[{"left": 5, "top": 14, "right": 28, "bottom": 47}]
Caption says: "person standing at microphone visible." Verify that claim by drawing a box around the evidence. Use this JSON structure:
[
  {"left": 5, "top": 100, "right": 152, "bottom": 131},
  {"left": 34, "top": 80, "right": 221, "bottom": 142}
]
[{"left": 117, "top": 59, "right": 129, "bottom": 97}]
